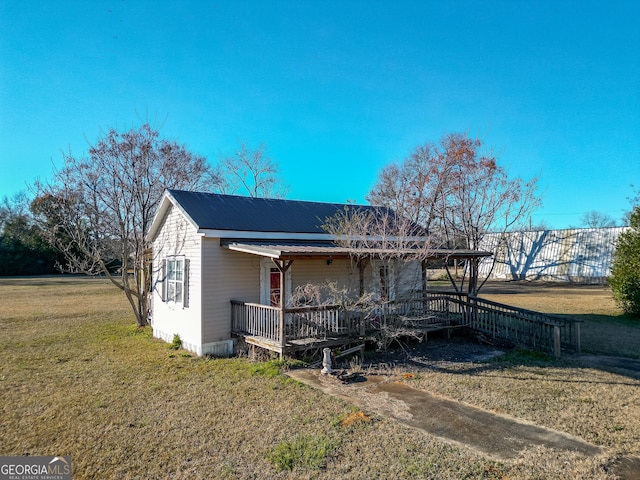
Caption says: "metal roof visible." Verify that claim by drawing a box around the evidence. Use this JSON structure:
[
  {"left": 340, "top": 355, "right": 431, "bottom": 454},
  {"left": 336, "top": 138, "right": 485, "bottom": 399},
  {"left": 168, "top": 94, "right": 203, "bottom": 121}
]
[
  {"left": 222, "top": 239, "right": 492, "bottom": 260},
  {"left": 168, "top": 189, "right": 392, "bottom": 234}
]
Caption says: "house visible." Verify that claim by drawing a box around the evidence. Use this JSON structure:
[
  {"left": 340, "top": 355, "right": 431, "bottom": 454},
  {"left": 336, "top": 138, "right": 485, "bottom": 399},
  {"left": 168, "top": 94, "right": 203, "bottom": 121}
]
[{"left": 146, "top": 189, "right": 492, "bottom": 357}]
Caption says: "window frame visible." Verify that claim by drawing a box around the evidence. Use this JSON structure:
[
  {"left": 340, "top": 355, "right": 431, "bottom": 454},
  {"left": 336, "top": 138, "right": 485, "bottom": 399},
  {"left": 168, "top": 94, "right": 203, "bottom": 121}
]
[
  {"left": 163, "top": 256, "right": 188, "bottom": 307},
  {"left": 372, "top": 259, "right": 396, "bottom": 301}
]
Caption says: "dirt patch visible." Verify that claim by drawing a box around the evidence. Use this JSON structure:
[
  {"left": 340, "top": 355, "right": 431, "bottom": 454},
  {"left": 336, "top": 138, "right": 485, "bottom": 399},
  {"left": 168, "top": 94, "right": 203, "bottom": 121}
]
[
  {"left": 351, "top": 334, "right": 509, "bottom": 374},
  {"left": 576, "top": 355, "right": 640, "bottom": 377}
]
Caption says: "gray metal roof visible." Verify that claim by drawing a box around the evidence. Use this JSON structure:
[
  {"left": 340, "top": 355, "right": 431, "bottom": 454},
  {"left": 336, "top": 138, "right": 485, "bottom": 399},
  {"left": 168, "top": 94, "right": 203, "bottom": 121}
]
[{"left": 168, "top": 189, "right": 395, "bottom": 234}]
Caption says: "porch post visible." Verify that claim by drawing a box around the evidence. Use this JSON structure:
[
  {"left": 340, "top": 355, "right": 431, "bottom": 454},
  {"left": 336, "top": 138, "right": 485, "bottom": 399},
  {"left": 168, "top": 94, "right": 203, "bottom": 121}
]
[
  {"left": 272, "top": 258, "right": 293, "bottom": 351},
  {"left": 358, "top": 259, "right": 366, "bottom": 297},
  {"left": 358, "top": 259, "right": 366, "bottom": 336},
  {"left": 468, "top": 258, "right": 479, "bottom": 296},
  {"left": 421, "top": 259, "right": 428, "bottom": 313}
]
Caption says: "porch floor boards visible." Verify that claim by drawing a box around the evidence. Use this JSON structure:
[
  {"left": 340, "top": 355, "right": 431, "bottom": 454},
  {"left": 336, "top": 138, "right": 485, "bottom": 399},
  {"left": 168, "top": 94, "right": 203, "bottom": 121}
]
[
  {"left": 236, "top": 322, "right": 462, "bottom": 357},
  {"left": 240, "top": 334, "right": 358, "bottom": 356}
]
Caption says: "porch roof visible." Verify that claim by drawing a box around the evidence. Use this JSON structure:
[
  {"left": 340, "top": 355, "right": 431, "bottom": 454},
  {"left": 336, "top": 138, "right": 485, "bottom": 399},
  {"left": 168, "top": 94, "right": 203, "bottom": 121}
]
[{"left": 221, "top": 239, "right": 492, "bottom": 261}]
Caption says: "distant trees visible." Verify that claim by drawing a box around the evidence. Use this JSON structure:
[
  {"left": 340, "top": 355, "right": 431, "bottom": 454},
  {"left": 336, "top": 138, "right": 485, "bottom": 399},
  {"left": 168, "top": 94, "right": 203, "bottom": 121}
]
[
  {"left": 0, "top": 192, "right": 62, "bottom": 275},
  {"left": 13, "top": 118, "right": 289, "bottom": 324},
  {"left": 33, "top": 123, "right": 219, "bottom": 326},
  {"left": 609, "top": 206, "right": 640, "bottom": 317},
  {"left": 216, "top": 143, "right": 288, "bottom": 198},
  {"left": 367, "top": 132, "right": 540, "bottom": 294},
  {"left": 580, "top": 210, "right": 617, "bottom": 228}
]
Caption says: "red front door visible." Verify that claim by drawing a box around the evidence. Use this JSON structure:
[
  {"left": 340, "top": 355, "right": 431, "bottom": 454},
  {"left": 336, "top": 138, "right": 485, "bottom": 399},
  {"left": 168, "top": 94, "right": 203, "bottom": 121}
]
[{"left": 269, "top": 268, "right": 281, "bottom": 307}]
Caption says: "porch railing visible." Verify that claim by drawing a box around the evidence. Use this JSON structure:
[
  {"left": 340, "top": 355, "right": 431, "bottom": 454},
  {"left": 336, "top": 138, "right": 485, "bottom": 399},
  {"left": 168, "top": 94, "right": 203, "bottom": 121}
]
[
  {"left": 231, "top": 301, "right": 281, "bottom": 344},
  {"left": 231, "top": 300, "right": 361, "bottom": 346},
  {"left": 231, "top": 292, "right": 582, "bottom": 357},
  {"left": 285, "top": 305, "right": 361, "bottom": 340}
]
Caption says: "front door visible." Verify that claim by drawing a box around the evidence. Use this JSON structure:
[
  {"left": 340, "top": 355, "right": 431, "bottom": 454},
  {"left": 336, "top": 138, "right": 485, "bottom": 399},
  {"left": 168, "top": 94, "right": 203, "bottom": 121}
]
[
  {"left": 270, "top": 268, "right": 281, "bottom": 307},
  {"left": 260, "top": 258, "right": 291, "bottom": 306}
]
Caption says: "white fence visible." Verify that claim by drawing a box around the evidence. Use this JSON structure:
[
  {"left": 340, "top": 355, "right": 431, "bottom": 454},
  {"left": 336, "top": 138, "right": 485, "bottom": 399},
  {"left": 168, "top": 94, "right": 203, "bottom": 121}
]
[{"left": 478, "top": 227, "right": 629, "bottom": 283}]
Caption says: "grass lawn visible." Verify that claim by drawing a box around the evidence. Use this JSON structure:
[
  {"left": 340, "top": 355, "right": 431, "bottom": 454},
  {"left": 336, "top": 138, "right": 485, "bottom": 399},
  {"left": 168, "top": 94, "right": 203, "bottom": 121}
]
[{"left": 1, "top": 277, "right": 639, "bottom": 479}]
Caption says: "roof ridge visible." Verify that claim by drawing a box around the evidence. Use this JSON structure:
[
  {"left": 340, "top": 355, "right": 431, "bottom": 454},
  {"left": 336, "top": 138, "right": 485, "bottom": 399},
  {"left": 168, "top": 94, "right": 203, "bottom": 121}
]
[{"left": 167, "top": 188, "right": 374, "bottom": 209}]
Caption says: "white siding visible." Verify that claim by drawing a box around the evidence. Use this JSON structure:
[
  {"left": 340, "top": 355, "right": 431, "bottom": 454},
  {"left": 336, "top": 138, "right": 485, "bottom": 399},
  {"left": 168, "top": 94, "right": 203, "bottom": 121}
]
[
  {"left": 291, "top": 258, "right": 358, "bottom": 294},
  {"left": 201, "top": 238, "right": 261, "bottom": 344},
  {"left": 290, "top": 258, "right": 423, "bottom": 302},
  {"left": 150, "top": 205, "right": 203, "bottom": 353}
]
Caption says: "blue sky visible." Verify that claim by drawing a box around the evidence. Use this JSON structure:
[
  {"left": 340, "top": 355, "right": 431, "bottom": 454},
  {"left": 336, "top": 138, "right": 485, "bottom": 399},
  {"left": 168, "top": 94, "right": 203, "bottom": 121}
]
[{"left": 1, "top": 0, "right": 638, "bottom": 228}]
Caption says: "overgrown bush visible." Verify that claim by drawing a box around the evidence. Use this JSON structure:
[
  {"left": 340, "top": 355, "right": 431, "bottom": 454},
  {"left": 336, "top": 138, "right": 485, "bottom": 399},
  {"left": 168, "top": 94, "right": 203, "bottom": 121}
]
[{"left": 609, "top": 207, "right": 640, "bottom": 317}]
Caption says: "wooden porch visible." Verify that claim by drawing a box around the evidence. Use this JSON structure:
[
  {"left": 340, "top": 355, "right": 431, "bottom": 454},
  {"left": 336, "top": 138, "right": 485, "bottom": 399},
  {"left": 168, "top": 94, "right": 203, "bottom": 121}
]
[
  {"left": 231, "top": 292, "right": 583, "bottom": 359},
  {"left": 230, "top": 301, "right": 365, "bottom": 357}
]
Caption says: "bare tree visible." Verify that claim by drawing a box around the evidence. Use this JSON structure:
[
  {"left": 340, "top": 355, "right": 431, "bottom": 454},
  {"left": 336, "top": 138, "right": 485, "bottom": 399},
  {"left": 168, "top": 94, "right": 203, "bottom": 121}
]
[
  {"left": 580, "top": 210, "right": 617, "bottom": 228},
  {"left": 32, "top": 123, "right": 219, "bottom": 327},
  {"left": 368, "top": 132, "right": 540, "bottom": 295},
  {"left": 217, "top": 143, "right": 288, "bottom": 198},
  {"left": 367, "top": 142, "right": 452, "bottom": 234},
  {"left": 324, "top": 205, "right": 431, "bottom": 277},
  {"left": 323, "top": 206, "right": 434, "bottom": 350}
]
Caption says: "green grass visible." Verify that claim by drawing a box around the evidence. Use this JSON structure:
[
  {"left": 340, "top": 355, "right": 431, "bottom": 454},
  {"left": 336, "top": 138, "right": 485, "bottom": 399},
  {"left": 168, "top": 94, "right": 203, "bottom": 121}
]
[
  {"left": 266, "top": 435, "right": 338, "bottom": 471},
  {"left": 1, "top": 277, "right": 638, "bottom": 479}
]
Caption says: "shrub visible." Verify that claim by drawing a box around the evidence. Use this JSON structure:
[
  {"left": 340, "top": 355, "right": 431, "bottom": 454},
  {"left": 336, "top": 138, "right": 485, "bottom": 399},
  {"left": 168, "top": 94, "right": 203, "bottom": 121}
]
[
  {"left": 169, "top": 334, "right": 182, "bottom": 350},
  {"left": 610, "top": 207, "right": 640, "bottom": 317}
]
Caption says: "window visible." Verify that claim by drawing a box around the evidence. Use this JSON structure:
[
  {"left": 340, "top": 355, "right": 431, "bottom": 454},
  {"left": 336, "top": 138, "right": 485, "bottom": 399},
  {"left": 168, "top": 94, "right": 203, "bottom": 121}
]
[
  {"left": 164, "top": 257, "right": 188, "bottom": 306},
  {"left": 372, "top": 260, "right": 395, "bottom": 301}
]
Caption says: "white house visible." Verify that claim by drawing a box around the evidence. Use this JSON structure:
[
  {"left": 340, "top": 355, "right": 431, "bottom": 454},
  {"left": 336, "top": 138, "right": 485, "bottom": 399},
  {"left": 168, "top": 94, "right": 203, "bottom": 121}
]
[{"left": 146, "top": 190, "right": 488, "bottom": 356}]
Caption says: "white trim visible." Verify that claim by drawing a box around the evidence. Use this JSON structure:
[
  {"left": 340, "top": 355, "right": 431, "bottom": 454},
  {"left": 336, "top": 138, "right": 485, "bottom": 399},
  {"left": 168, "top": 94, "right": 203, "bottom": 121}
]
[
  {"left": 199, "top": 229, "right": 337, "bottom": 240},
  {"left": 199, "top": 229, "right": 428, "bottom": 242},
  {"left": 147, "top": 191, "right": 200, "bottom": 242}
]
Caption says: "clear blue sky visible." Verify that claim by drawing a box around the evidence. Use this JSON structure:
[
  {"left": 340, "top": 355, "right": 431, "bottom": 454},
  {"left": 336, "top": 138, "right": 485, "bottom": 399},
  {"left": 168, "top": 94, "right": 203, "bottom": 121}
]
[{"left": 1, "top": 1, "right": 638, "bottom": 229}]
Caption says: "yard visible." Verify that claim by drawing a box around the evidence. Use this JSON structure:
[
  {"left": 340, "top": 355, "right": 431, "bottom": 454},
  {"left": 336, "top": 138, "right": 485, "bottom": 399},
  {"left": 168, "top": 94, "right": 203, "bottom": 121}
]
[{"left": 0, "top": 277, "right": 638, "bottom": 479}]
